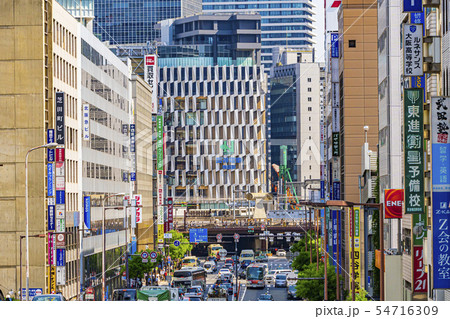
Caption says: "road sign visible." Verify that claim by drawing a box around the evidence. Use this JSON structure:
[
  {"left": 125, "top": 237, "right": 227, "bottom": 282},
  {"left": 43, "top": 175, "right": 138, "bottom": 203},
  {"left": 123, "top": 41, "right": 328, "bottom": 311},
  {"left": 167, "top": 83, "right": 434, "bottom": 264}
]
[
  {"left": 173, "top": 240, "right": 180, "bottom": 247},
  {"left": 233, "top": 233, "right": 240, "bottom": 241},
  {"left": 219, "top": 249, "right": 227, "bottom": 257},
  {"left": 141, "top": 251, "right": 149, "bottom": 259},
  {"left": 248, "top": 226, "right": 254, "bottom": 233},
  {"left": 22, "top": 288, "right": 43, "bottom": 301},
  {"left": 150, "top": 251, "right": 157, "bottom": 259},
  {"left": 164, "top": 233, "right": 172, "bottom": 239},
  {"left": 85, "top": 287, "right": 95, "bottom": 300},
  {"left": 189, "top": 228, "right": 208, "bottom": 243},
  {"left": 216, "top": 233, "right": 223, "bottom": 242}
]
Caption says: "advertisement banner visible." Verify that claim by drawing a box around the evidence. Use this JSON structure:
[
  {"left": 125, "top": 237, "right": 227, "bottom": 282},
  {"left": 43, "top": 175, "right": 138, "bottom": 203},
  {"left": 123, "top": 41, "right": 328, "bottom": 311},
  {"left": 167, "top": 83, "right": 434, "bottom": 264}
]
[
  {"left": 48, "top": 233, "right": 55, "bottom": 265},
  {"left": 333, "top": 182, "right": 340, "bottom": 200},
  {"left": 48, "top": 205, "right": 55, "bottom": 231},
  {"left": 403, "top": 0, "right": 422, "bottom": 12},
  {"left": 144, "top": 55, "right": 158, "bottom": 114},
  {"left": 56, "top": 176, "right": 65, "bottom": 191},
  {"left": 55, "top": 92, "right": 65, "bottom": 145},
  {"left": 332, "top": 107, "right": 340, "bottom": 133},
  {"left": 47, "top": 163, "right": 55, "bottom": 197},
  {"left": 168, "top": 197, "right": 174, "bottom": 230},
  {"left": 412, "top": 213, "right": 427, "bottom": 246},
  {"left": 55, "top": 162, "right": 64, "bottom": 177},
  {"left": 47, "top": 129, "right": 55, "bottom": 144},
  {"left": 384, "top": 189, "right": 404, "bottom": 219},
  {"left": 320, "top": 181, "right": 325, "bottom": 200},
  {"left": 55, "top": 148, "right": 65, "bottom": 162},
  {"left": 56, "top": 266, "right": 66, "bottom": 286},
  {"left": 349, "top": 207, "right": 361, "bottom": 295},
  {"left": 130, "top": 124, "right": 136, "bottom": 153},
  {"left": 136, "top": 207, "right": 142, "bottom": 224},
  {"left": 413, "top": 246, "right": 427, "bottom": 293},
  {"left": 47, "top": 149, "right": 55, "bottom": 162},
  {"left": 82, "top": 104, "right": 90, "bottom": 140},
  {"left": 56, "top": 204, "right": 65, "bottom": 219},
  {"left": 55, "top": 233, "right": 65, "bottom": 248},
  {"left": 403, "top": 24, "right": 423, "bottom": 76},
  {"left": 431, "top": 96, "right": 450, "bottom": 289},
  {"left": 56, "top": 190, "right": 65, "bottom": 205},
  {"left": 332, "top": 210, "right": 337, "bottom": 268},
  {"left": 56, "top": 218, "right": 65, "bottom": 233},
  {"left": 331, "top": 33, "right": 339, "bottom": 58},
  {"left": 332, "top": 133, "right": 340, "bottom": 156},
  {"left": 56, "top": 249, "right": 65, "bottom": 267},
  {"left": 404, "top": 88, "right": 424, "bottom": 214},
  {"left": 84, "top": 196, "right": 91, "bottom": 229},
  {"left": 49, "top": 266, "right": 56, "bottom": 293}
]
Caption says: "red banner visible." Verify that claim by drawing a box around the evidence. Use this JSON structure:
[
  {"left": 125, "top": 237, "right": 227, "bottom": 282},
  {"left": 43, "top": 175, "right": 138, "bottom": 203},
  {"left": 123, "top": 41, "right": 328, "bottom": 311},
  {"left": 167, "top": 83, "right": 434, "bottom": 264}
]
[
  {"left": 413, "top": 246, "right": 427, "bottom": 293},
  {"left": 384, "top": 189, "right": 404, "bottom": 219}
]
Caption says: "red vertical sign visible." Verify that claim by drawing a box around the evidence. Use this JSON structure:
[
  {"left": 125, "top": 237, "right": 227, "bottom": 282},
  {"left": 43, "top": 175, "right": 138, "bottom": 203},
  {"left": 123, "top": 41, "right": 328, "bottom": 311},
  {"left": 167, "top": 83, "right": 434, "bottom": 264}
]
[
  {"left": 413, "top": 246, "right": 427, "bottom": 293},
  {"left": 168, "top": 197, "right": 173, "bottom": 231}
]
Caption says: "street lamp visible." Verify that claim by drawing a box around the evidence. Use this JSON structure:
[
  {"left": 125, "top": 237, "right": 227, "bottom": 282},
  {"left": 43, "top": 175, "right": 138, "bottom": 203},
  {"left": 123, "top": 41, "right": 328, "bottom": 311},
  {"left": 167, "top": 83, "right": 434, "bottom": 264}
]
[
  {"left": 25, "top": 142, "right": 57, "bottom": 301},
  {"left": 20, "top": 234, "right": 45, "bottom": 300},
  {"left": 102, "top": 192, "right": 125, "bottom": 301}
]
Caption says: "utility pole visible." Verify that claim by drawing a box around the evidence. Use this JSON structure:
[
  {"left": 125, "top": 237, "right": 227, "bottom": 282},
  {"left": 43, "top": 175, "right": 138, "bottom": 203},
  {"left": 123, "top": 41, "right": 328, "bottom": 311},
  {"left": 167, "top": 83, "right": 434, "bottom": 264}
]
[{"left": 323, "top": 215, "right": 328, "bottom": 301}]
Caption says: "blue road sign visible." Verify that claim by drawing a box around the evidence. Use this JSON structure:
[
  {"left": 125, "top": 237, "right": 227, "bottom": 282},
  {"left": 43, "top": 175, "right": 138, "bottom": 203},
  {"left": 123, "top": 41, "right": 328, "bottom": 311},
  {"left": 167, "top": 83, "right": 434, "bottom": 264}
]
[
  {"left": 403, "top": 0, "right": 422, "bottom": 12},
  {"left": 173, "top": 240, "right": 180, "bottom": 247},
  {"left": 22, "top": 288, "right": 43, "bottom": 300},
  {"left": 189, "top": 228, "right": 208, "bottom": 243},
  {"left": 150, "top": 251, "right": 157, "bottom": 259}
]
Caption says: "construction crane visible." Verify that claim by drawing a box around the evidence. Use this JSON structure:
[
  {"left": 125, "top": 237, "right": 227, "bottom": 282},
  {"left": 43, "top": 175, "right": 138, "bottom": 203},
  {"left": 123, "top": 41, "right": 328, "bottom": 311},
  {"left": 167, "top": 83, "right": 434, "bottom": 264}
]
[{"left": 272, "top": 145, "right": 301, "bottom": 210}]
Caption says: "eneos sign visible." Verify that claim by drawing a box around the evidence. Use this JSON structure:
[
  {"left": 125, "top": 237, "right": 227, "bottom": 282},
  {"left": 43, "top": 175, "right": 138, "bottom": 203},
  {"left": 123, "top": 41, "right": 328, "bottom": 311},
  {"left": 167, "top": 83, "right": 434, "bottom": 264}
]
[{"left": 384, "top": 189, "right": 404, "bottom": 219}]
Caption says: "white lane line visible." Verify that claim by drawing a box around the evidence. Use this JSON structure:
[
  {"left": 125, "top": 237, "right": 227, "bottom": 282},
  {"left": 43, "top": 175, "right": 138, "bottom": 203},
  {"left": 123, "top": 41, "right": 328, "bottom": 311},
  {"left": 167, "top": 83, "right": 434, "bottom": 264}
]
[{"left": 240, "top": 284, "right": 247, "bottom": 301}]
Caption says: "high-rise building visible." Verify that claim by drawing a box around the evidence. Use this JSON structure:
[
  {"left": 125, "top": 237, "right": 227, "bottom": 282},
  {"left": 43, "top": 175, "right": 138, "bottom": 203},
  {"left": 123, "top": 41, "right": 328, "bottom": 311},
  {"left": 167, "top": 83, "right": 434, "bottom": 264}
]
[
  {"left": 269, "top": 50, "right": 322, "bottom": 200},
  {"left": 93, "top": 0, "right": 202, "bottom": 45},
  {"left": 202, "top": 0, "right": 316, "bottom": 71},
  {"left": 158, "top": 13, "right": 267, "bottom": 202}
]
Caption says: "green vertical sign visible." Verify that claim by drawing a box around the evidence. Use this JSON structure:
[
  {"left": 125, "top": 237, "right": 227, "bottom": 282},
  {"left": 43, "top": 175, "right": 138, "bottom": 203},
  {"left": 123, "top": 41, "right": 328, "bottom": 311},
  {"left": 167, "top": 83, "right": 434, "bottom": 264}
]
[
  {"left": 404, "top": 88, "right": 424, "bottom": 214},
  {"left": 332, "top": 132, "right": 340, "bottom": 156},
  {"left": 157, "top": 115, "right": 163, "bottom": 171},
  {"left": 412, "top": 213, "right": 427, "bottom": 246}
]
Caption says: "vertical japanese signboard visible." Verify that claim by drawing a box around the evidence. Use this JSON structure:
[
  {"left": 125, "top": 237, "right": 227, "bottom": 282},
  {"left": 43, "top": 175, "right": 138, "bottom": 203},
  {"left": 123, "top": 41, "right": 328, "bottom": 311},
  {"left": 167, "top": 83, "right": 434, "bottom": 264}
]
[
  {"left": 349, "top": 206, "right": 361, "bottom": 295},
  {"left": 431, "top": 97, "right": 450, "bottom": 289},
  {"left": 404, "top": 88, "right": 424, "bottom": 214},
  {"left": 84, "top": 196, "right": 91, "bottom": 229},
  {"left": 144, "top": 55, "right": 158, "bottom": 114},
  {"left": 332, "top": 133, "right": 340, "bottom": 156},
  {"left": 331, "top": 33, "right": 339, "bottom": 58},
  {"left": 403, "top": 24, "right": 423, "bottom": 77},
  {"left": 55, "top": 92, "right": 65, "bottom": 145},
  {"left": 168, "top": 197, "right": 173, "bottom": 231},
  {"left": 412, "top": 213, "right": 427, "bottom": 293},
  {"left": 82, "top": 104, "right": 90, "bottom": 140},
  {"left": 403, "top": 0, "right": 422, "bottom": 12},
  {"left": 157, "top": 100, "right": 164, "bottom": 244},
  {"left": 332, "top": 210, "right": 337, "bottom": 269}
]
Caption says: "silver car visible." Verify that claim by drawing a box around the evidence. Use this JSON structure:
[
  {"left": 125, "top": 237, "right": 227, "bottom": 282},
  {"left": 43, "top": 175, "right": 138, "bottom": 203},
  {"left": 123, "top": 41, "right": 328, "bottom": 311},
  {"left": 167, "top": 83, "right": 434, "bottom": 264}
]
[{"left": 275, "top": 274, "right": 287, "bottom": 288}]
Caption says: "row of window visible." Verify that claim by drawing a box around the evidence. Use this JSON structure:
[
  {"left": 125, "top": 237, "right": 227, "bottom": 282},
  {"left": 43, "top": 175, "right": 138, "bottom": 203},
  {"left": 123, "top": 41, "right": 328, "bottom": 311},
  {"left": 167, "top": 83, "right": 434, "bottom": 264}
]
[
  {"left": 159, "top": 80, "right": 259, "bottom": 97},
  {"left": 53, "top": 19, "right": 77, "bottom": 58},
  {"left": 82, "top": 70, "right": 129, "bottom": 113},
  {"left": 65, "top": 191, "right": 79, "bottom": 213},
  {"left": 88, "top": 104, "right": 126, "bottom": 135},
  {"left": 65, "top": 126, "right": 78, "bottom": 152},
  {"left": 81, "top": 39, "right": 129, "bottom": 90},
  {"left": 83, "top": 161, "right": 128, "bottom": 182},
  {"left": 203, "top": 3, "right": 311, "bottom": 10},
  {"left": 66, "top": 159, "right": 79, "bottom": 184},
  {"left": 261, "top": 33, "right": 313, "bottom": 39},
  {"left": 84, "top": 133, "right": 127, "bottom": 159},
  {"left": 159, "top": 65, "right": 262, "bottom": 82},
  {"left": 53, "top": 54, "right": 77, "bottom": 89}
]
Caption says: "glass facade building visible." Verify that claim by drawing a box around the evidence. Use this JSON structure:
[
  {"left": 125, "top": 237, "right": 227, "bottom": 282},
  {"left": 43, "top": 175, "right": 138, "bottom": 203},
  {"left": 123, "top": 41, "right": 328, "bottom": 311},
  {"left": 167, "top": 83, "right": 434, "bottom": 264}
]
[
  {"left": 93, "top": 0, "right": 202, "bottom": 44},
  {"left": 203, "top": 0, "right": 315, "bottom": 71}
]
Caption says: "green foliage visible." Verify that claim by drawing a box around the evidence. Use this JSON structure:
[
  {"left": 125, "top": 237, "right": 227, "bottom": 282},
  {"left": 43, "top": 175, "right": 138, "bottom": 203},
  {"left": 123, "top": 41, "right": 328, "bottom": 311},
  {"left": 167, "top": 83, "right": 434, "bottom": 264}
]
[
  {"left": 295, "top": 261, "right": 344, "bottom": 301},
  {"left": 167, "top": 230, "right": 192, "bottom": 260},
  {"left": 120, "top": 250, "right": 162, "bottom": 279},
  {"left": 346, "top": 287, "right": 369, "bottom": 301},
  {"left": 290, "top": 232, "right": 319, "bottom": 272}
]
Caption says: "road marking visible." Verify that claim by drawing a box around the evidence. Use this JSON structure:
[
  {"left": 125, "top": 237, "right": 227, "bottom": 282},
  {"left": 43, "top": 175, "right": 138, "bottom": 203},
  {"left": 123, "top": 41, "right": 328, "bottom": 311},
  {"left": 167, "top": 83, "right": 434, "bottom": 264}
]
[{"left": 240, "top": 284, "right": 247, "bottom": 301}]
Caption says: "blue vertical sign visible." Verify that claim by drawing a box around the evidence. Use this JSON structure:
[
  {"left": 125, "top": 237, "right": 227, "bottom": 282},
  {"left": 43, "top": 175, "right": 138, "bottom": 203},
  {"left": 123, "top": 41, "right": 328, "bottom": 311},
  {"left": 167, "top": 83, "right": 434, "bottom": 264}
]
[
  {"left": 331, "top": 33, "right": 339, "bottom": 58},
  {"left": 431, "top": 97, "right": 450, "bottom": 289},
  {"left": 56, "top": 190, "right": 65, "bottom": 204},
  {"left": 47, "top": 163, "right": 54, "bottom": 197},
  {"left": 48, "top": 205, "right": 55, "bottom": 231},
  {"left": 320, "top": 181, "right": 325, "bottom": 200},
  {"left": 332, "top": 210, "right": 337, "bottom": 269},
  {"left": 403, "top": 0, "right": 422, "bottom": 13},
  {"left": 84, "top": 196, "right": 91, "bottom": 229},
  {"left": 333, "top": 182, "right": 341, "bottom": 200},
  {"left": 338, "top": 210, "right": 342, "bottom": 275},
  {"left": 56, "top": 249, "right": 66, "bottom": 266},
  {"left": 47, "top": 129, "right": 55, "bottom": 144}
]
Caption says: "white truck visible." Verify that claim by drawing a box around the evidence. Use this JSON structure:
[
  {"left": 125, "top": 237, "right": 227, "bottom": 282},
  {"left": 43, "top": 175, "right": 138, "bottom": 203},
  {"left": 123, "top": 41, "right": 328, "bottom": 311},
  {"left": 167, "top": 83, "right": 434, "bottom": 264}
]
[{"left": 207, "top": 286, "right": 228, "bottom": 301}]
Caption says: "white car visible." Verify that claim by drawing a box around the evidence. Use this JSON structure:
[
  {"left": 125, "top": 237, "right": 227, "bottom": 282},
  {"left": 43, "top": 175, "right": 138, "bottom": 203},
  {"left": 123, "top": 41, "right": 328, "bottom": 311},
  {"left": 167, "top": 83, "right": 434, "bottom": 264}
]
[
  {"left": 276, "top": 249, "right": 286, "bottom": 257},
  {"left": 184, "top": 286, "right": 204, "bottom": 300},
  {"left": 203, "top": 261, "right": 216, "bottom": 274},
  {"left": 218, "top": 268, "right": 233, "bottom": 280},
  {"left": 265, "top": 269, "right": 291, "bottom": 285}
]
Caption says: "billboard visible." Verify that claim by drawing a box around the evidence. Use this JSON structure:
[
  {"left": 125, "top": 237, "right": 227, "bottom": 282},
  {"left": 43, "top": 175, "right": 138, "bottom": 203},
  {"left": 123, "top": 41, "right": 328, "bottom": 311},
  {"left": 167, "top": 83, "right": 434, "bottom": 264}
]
[
  {"left": 55, "top": 92, "right": 65, "bottom": 145},
  {"left": 331, "top": 33, "right": 339, "bottom": 58},
  {"left": 332, "top": 133, "right": 340, "bottom": 156},
  {"left": 403, "top": 0, "right": 422, "bottom": 12},
  {"left": 431, "top": 97, "right": 450, "bottom": 289},
  {"left": 403, "top": 88, "right": 424, "bottom": 214},
  {"left": 83, "top": 104, "right": 90, "bottom": 140},
  {"left": 403, "top": 24, "right": 423, "bottom": 77},
  {"left": 349, "top": 206, "right": 361, "bottom": 295},
  {"left": 84, "top": 196, "right": 91, "bottom": 229},
  {"left": 144, "top": 55, "right": 158, "bottom": 114},
  {"left": 384, "top": 189, "right": 404, "bottom": 219}
]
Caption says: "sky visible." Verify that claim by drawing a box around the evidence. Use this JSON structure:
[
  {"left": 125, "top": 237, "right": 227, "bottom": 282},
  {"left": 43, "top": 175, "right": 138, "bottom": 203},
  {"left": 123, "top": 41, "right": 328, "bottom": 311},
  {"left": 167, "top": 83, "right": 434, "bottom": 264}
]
[{"left": 312, "top": 0, "right": 325, "bottom": 62}]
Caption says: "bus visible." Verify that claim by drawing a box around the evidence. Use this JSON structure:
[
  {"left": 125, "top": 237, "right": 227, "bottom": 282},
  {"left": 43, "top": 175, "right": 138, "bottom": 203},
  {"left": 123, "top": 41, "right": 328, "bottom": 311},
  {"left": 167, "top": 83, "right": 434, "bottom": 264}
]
[
  {"left": 181, "top": 256, "right": 200, "bottom": 268},
  {"left": 207, "top": 244, "right": 223, "bottom": 257},
  {"left": 246, "top": 263, "right": 266, "bottom": 288},
  {"left": 240, "top": 249, "right": 255, "bottom": 262},
  {"left": 172, "top": 267, "right": 207, "bottom": 291}
]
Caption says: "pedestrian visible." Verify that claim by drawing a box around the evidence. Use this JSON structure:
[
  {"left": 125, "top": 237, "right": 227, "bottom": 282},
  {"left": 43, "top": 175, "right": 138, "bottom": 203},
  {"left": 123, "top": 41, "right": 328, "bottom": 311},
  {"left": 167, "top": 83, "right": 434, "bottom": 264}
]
[{"left": 156, "top": 274, "right": 159, "bottom": 286}]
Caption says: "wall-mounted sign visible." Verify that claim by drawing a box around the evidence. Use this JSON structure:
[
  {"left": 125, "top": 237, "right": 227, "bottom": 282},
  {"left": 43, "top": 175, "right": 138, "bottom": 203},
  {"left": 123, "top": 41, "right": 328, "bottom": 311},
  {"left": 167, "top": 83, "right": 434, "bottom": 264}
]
[
  {"left": 384, "top": 189, "right": 404, "bottom": 219},
  {"left": 403, "top": 24, "right": 423, "bottom": 77},
  {"left": 144, "top": 55, "right": 158, "bottom": 114},
  {"left": 55, "top": 92, "right": 65, "bottom": 145}
]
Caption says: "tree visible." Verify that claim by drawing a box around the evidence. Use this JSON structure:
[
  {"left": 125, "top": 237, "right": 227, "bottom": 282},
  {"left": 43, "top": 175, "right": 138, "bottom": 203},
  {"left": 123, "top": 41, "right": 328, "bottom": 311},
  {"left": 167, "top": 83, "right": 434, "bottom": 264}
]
[
  {"left": 295, "top": 261, "right": 345, "bottom": 301},
  {"left": 121, "top": 250, "right": 162, "bottom": 279},
  {"left": 346, "top": 288, "right": 369, "bottom": 301},
  {"left": 290, "top": 233, "right": 318, "bottom": 272},
  {"left": 167, "top": 230, "right": 192, "bottom": 260}
]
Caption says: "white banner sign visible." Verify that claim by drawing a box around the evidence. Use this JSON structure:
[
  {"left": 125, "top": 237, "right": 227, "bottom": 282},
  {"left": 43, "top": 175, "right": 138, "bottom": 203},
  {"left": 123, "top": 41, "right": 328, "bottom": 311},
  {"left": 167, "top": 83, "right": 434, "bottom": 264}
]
[
  {"left": 55, "top": 176, "right": 65, "bottom": 191},
  {"left": 56, "top": 266, "right": 66, "bottom": 286},
  {"left": 56, "top": 204, "right": 65, "bottom": 218},
  {"left": 55, "top": 162, "right": 64, "bottom": 177},
  {"left": 144, "top": 55, "right": 158, "bottom": 114},
  {"left": 431, "top": 97, "right": 450, "bottom": 144},
  {"left": 82, "top": 104, "right": 90, "bottom": 141},
  {"left": 403, "top": 24, "right": 423, "bottom": 76},
  {"left": 332, "top": 107, "right": 340, "bottom": 133}
]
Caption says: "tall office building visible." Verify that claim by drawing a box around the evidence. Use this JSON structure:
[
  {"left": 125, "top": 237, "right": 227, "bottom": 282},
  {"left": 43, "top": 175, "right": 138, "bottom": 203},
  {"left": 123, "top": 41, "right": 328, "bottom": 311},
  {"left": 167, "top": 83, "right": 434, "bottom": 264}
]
[
  {"left": 158, "top": 13, "right": 267, "bottom": 202},
  {"left": 202, "top": 0, "right": 316, "bottom": 71},
  {"left": 270, "top": 50, "right": 322, "bottom": 200},
  {"left": 93, "top": 0, "right": 202, "bottom": 45}
]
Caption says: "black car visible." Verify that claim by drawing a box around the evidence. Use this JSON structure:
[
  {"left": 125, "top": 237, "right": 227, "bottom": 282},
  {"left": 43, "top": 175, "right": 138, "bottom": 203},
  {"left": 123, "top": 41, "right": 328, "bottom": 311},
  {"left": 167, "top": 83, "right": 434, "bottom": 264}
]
[
  {"left": 241, "top": 260, "right": 253, "bottom": 269},
  {"left": 112, "top": 289, "right": 137, "bottom": 301},
  {"left": 287, "top": 285, "right": 301, "bottom": 300},
  {"left": 207, "top": 256, "right": 217, "bottom": 264}
]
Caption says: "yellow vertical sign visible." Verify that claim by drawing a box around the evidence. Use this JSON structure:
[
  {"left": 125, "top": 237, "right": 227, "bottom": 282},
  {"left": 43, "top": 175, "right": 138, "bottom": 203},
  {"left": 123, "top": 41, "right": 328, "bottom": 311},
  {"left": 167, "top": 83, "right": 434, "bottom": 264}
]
[
  {"left": 48, "top": 266, "right": 56, "bottom": 293},
  {"left": 349, "top": 206, "right": 361, "bottom": 296}
]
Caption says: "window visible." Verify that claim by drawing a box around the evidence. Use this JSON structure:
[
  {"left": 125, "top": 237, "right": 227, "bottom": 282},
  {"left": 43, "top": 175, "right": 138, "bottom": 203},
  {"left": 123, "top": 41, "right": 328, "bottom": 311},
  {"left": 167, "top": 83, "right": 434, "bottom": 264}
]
[
  {"left": 307, "top": 78, "right": 311, "bottom": 82},
  {"left": 308, "top": 97, "right": 312, "bottom": 102},
  {"left": 308, "top": 107, "right": 312, "bottom": 111},
  {"left": 349, "top": 40, "right": 356, "bottom": 48},
  {"left": 308, "top": 87, "right": 312, "bottom": 92}
]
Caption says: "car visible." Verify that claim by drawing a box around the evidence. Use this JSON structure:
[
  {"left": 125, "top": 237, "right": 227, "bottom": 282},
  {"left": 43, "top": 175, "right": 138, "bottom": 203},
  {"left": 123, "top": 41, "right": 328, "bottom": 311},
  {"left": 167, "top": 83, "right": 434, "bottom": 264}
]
[
  {"left": 186, "top": 296, "right": 202, "bottom": 301},
  {"left": 275, "top": 274, "right": 288, "bottom": 288},
  {"left": 203, "top": 261, "right": 216, "bottom": 273},
  {"left": 258, "top": 293, "right": 274, "bottom": 301},
  {"left": 184, "top": 286, "right": 204, "bottom": 300},
  {"left": 111, "top": 289, "right": 137, "bottom": 301},
  {"left": 207, "top": 256, "right": 217, "bottom": 264},
  {"left": 276, "top": 249, "right": 286, "bottom": 257},
  {"left": 32, "top": 294, "right": 66, "bottom": 301},
  {"left": 223, "top": 263, "right": 234, "bottom": 271},
  {"left": 225, "top": 258, "right": 234, "bottom": 266},
  {"left": 240, "top": 260, "right": 253, "bottom": 269},
  {"left": 238, "top": 268, "right": 246, "bottom": 279},
  {"left": 287, "top": 285, "right": 301, "bottom": 300},
  {"left": 218, "top": 268, "right": 233, "bottom": 281},
  {"left": 219, "top": 283, "right": 234, "bottom": 295}
]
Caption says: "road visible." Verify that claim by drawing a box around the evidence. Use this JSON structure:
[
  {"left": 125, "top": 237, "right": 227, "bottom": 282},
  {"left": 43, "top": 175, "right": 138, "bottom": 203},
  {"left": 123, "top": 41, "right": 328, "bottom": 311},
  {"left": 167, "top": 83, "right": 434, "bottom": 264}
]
[{"left": 240, "top": 256, "right": 291, "bottom": 301}]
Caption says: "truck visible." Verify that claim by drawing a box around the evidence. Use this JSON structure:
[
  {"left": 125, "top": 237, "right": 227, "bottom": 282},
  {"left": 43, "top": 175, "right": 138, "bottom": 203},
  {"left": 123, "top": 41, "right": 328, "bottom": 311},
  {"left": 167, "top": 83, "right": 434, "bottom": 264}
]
[
  {"left": 140, "top": 286, "right": 179, "bottom": 301},
  {"left": 206, "top": 285, "right": 228, "bottom": 301},
  {"left": 137, "top": 289, "right": 171, "bottom": 301}
]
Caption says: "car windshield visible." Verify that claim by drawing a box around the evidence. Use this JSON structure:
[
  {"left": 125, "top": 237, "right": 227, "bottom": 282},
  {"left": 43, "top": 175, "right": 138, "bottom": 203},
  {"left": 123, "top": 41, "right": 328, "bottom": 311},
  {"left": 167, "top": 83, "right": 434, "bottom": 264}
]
[
  {"left": 204, "top": 264, "right": 211, "bottom": 268},
  {"left": 276, "top": 274, "right": 287, "bottom": 279},
  {"left": 247, "top": 267, "right": 264, "bottom": 280},
  {"left": 268, "top": 270, "right": 276, "bottom": 275},
  {"left": 189, "top": 297, "right": 201, "bottom": 301},
  {"left": 174, "top": 271, "right": 192, "bottom": 278},
  {"left": 241, "top": 254, "right": 253, "bottom": 257},
  {"left": 32, "top": 295, "right": 61, "bottom": 301},
  {"left": 183, "top": 259, "right": 195, "bottom": 264},
  {"left": 220, "top": 269, "right": 230, "bottom": 273},
  {"left": 187, "top": 288, "right": 199, "bottom": 293},
  {"left": 289, "top": 286, "right": 296, "bottom": 292},
  {"left": 259, "top": 294, "right": 272, "bottom": 300}
]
